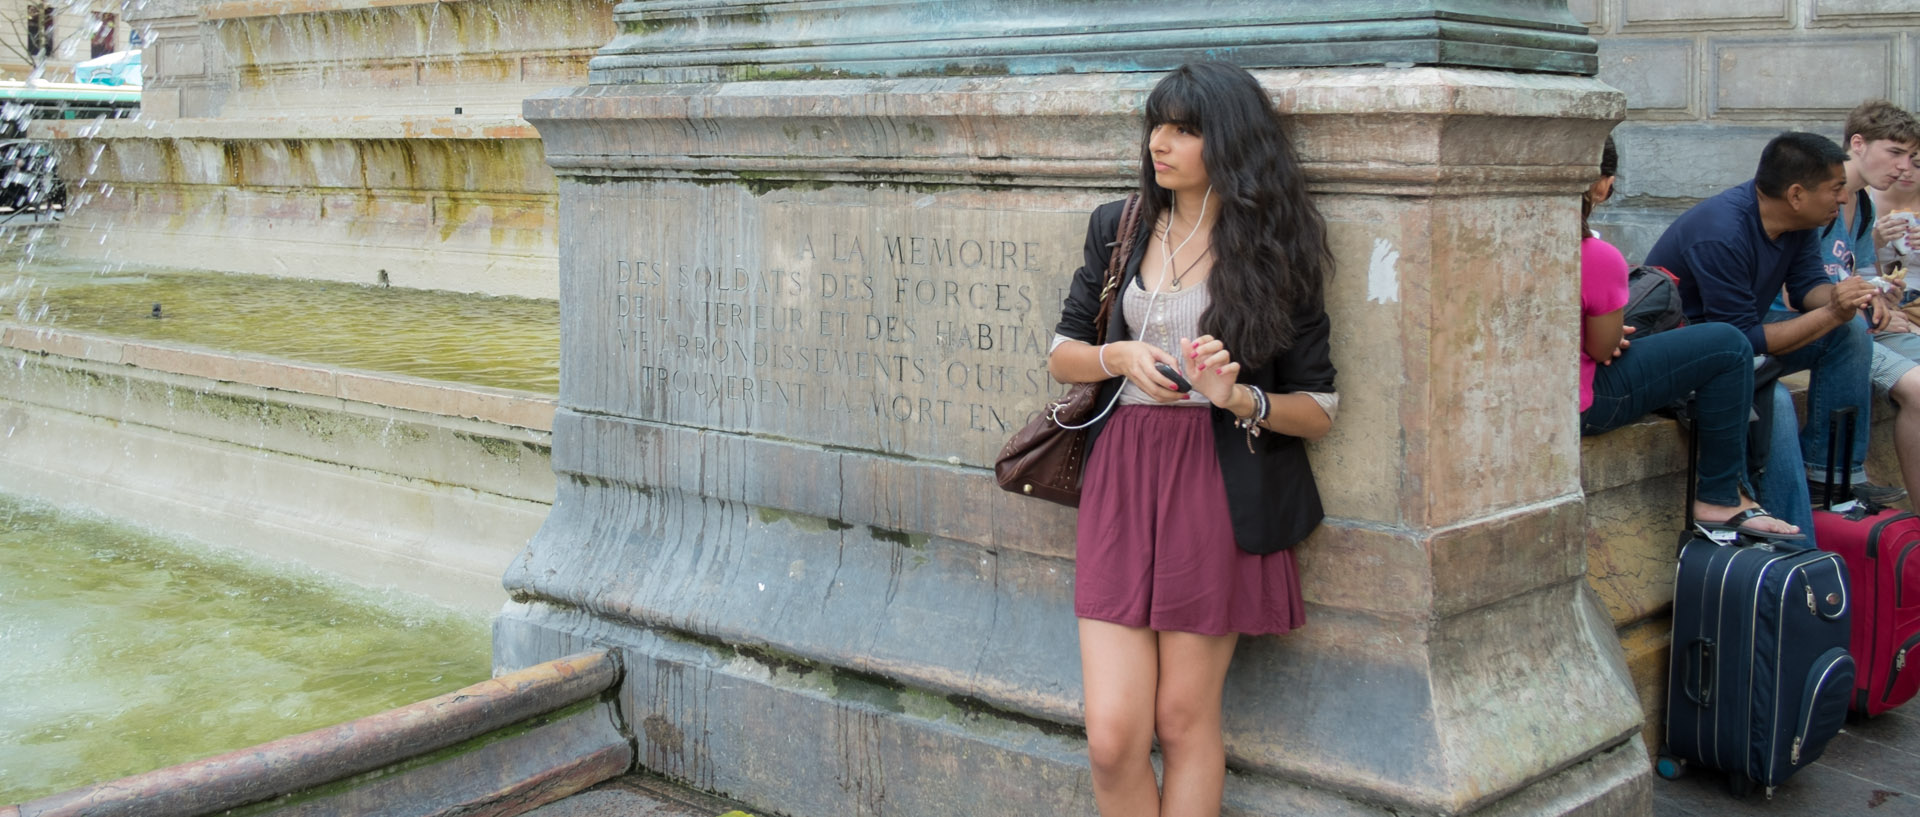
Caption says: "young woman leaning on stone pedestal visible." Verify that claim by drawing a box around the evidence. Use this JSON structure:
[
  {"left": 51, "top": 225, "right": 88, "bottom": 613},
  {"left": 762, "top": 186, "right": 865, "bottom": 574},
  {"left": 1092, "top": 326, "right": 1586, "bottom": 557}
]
[{"left": 1045, "top": 61, "right": 1336, "bottom": 817}]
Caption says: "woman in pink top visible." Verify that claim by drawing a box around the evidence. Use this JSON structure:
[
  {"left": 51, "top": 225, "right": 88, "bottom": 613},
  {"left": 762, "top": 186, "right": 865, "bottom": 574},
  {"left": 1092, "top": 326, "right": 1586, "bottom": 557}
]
[{"left": 1580, "top": 138, "right": 1802, "bottom": 540}]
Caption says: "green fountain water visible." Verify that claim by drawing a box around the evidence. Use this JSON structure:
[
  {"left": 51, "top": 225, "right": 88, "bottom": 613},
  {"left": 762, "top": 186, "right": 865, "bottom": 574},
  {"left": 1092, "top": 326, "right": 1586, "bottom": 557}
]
[
  {"left": 4, "top": 251, "right": 559, "bottom": 394},
  {"left": 0, "top": 494, "right": 494, "bottom": 805}
]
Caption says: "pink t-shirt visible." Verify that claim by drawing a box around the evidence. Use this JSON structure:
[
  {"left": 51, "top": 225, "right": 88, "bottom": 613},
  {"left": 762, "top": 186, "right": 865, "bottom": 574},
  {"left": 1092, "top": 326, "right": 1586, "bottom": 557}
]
[{"left": 1580, "top": 237, "right": 1630, "bottom": 412}]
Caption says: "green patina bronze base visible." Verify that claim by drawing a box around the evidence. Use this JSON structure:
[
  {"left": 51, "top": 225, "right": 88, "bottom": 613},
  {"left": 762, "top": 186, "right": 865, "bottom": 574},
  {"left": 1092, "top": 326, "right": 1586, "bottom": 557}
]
[{"left": 593, "top": 0, "right": 1596, "bottom": 83}]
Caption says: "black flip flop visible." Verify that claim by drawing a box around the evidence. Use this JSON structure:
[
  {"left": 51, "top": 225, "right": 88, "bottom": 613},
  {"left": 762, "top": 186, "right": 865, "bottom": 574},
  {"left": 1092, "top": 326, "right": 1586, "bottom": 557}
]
[{"left": 1694, "top": 507, "right": 1807, "bottom": 543}]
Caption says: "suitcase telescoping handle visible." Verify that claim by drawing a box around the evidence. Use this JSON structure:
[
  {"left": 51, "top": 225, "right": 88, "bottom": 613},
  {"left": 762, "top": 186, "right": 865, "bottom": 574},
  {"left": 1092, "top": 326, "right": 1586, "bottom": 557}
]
[
  {"left": 1823, "top": 406, "right": 1858, "bottom": 510},
  {"left": 1682, "top": 401, "right": 1700, "bottom": 554},
  {"left": 1683, "top": 637, "right": 1716, "bottom": 707}
]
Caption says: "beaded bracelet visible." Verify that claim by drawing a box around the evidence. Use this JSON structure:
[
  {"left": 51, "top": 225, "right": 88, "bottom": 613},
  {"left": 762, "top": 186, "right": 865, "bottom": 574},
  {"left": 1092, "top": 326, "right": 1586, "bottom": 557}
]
[{"left": 1234, "top": 384, "right": 1270, "bottom": 451}]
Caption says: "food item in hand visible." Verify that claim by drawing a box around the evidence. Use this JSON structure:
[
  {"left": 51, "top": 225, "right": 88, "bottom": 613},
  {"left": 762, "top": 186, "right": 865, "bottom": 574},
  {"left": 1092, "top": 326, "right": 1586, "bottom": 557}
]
[{"left": 1893, "top": 210, "right": 1918, "bottom": 257}]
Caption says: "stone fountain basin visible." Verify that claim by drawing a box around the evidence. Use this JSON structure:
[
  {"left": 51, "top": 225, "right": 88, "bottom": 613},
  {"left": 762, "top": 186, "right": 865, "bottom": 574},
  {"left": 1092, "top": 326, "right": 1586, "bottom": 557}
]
[
  {"left": 1, "top": 651, "right": 628, "bottom": 817},
  {"left": 0, "top": 324, "right": 556, "bottom": 612}
]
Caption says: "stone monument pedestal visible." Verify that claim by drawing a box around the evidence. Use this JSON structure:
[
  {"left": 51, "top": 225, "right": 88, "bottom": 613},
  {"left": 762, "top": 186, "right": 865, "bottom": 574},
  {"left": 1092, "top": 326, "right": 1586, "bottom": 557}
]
[{"left": 496, "top": 60, "right": 1641, "bottom": 815}]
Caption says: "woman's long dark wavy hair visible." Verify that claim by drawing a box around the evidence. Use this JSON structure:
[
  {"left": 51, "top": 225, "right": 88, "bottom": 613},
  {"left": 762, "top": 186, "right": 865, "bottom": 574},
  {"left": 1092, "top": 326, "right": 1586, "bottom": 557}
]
[{"left": 1138, "top": 62, "right": 1331, "bottom": 367}]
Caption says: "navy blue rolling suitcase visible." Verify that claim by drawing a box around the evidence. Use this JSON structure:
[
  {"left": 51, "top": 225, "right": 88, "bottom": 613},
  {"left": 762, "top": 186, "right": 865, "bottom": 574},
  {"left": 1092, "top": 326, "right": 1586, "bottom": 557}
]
[
  {"left": 1659, "top": 534, "right": 1856, "bottom": 795},
  {"left": 1657, "top": 422, "right": 1857, "bottom": 796}
]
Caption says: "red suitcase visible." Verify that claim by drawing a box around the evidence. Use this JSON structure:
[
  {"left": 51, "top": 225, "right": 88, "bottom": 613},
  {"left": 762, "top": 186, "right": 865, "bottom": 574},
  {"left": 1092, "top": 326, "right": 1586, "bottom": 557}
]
[{"left": 1810, "top": 407, "right": 1920, "bottom": 716}]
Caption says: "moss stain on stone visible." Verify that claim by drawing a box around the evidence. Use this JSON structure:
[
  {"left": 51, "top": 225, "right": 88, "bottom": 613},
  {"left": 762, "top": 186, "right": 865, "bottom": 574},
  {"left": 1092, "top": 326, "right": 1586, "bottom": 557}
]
[
  {"left": 219, "top": 141, "right": 247, "bottom": 188},
  {"left": 899, "top": 62, "right": 1007, "bottom": 78},
  {"left": 754, "top": 508, "right": 852, "bottom": 533},
  {"left": 736, "top": 643, "right": 818, "bottom": 678},
  {"left": 941, "top": 693, "right": 1082, "bottom": 739},
  {"left": 731, "top": 64, "right": 854, "bottom": 83},
  {"left": 459, "top": 431, "right": 537, "bottom": 460},
  {"left": 831, "top": 668, "right": 906, "bottom": 714},
  {"left": 900, "top": 121, "right": 937, "bottom": 143},
  {"left": 868, "top": 527, "right": 927, "bottom": 550}
]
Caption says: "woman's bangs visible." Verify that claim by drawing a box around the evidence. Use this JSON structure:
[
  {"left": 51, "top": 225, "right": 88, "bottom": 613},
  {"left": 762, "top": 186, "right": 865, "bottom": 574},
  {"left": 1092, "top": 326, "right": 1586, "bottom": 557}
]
[{"left": 1145, "top": 77, "right": 1205, "bottom": 133}]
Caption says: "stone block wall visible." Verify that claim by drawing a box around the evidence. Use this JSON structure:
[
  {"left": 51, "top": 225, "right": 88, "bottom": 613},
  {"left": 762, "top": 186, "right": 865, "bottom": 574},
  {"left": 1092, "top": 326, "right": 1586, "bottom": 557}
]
[
  {"left": 1573, "top": 0, "right": 1920, "bottom": 261},
  {"left": 134, "top": 0, "right": 615, "bottom": 120},
  {"left": 131, "top": 0, "right": 234, "bottom": 120},
  {"left": 42, "top": 0, "right": 616, "bottom": 297}
]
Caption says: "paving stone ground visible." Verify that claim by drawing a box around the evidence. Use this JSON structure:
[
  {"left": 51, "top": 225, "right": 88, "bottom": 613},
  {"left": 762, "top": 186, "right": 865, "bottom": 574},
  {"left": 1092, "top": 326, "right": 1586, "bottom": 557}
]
[
  {"left": 522, "top": 774, "right": 755, "bottom": 817},
  {"left": 532, "top": 705, "right": 1920, "bottom": 817},
  {"left": 1653, "top": 704, "right": 1920, "bottom": 816}
]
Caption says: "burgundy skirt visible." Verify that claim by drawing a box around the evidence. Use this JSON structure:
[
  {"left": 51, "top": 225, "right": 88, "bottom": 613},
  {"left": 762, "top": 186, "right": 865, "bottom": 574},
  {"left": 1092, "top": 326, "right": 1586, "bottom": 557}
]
[{"left": 1075, "top": 404, "right": 1307, "bottom": 636}]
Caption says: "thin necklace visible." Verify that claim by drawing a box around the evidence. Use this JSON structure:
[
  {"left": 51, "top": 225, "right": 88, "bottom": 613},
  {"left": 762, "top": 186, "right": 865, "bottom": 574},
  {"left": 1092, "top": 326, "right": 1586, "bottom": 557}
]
[
  {"left": 1159, "top": 186, "right": 1211, "bottom": 293},
  {"left": 1162, "top": 244, "right": 1211, "bottom": 291}
]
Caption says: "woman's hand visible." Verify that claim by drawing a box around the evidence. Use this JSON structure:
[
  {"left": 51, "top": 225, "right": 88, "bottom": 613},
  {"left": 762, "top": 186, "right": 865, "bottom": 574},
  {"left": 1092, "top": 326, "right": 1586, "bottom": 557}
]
[
  {"left": 1874, "top": 212, "right": 1918, "bottom": 251},
  {"left": 1181, "top": 334, "right": 1242, "bottom": 408},
  {"left": 1872, "top": 291, "right": 1905, "bottom": 332},
  {"left": 1604, "top": 325, "right": 1636, "bottom": 365},
  {"left": 1106, "top": 340, "right": 1189, "bottom": 402},
  {"left": 1885, "top": 306, "right": 1916, "bottom": 335}
]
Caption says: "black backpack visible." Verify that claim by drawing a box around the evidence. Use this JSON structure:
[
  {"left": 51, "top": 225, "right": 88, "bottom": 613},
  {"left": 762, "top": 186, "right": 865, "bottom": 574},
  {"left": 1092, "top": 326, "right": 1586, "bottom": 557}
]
[{"left": 1623, "top": 265, "right": 1686, "bottom": 337}]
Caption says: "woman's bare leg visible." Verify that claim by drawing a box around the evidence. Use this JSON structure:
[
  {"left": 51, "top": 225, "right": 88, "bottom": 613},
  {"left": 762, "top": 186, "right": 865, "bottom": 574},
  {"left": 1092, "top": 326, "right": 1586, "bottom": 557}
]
[
  {"left": 1154, "top": 631, "right": 1240, "bottom": 817},
  {"left": 1890, "top": 368, "right": 1920, "bottom": 509},
  {"left": 1081, "top": 618, "right": 1163, "bottom": 817}
]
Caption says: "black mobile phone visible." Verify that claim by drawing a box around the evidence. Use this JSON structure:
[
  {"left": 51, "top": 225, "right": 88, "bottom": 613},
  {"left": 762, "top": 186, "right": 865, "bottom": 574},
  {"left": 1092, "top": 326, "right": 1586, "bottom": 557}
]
[{"left": 1154, "top": 362, "right": 1192, "bottom": 393}]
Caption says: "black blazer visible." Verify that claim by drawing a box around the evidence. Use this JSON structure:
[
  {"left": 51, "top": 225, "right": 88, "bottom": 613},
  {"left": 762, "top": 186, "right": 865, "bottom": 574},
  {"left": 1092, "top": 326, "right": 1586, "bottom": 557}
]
[{"left": 1053, "top": 199, "right": 1337, "bottom": 553}]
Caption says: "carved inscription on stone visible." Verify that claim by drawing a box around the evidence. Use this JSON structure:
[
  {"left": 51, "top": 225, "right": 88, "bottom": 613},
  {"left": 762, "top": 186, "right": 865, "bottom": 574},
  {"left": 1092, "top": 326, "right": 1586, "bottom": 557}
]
[{"left": 604, "top": 203, "right": 1090, "bottom": 464}]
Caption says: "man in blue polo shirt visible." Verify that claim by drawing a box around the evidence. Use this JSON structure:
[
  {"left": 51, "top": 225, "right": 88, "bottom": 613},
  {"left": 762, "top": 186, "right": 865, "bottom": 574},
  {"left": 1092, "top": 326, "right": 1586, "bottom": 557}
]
[{"left": 1647, "top": 132, "right": 1883, "bottom": 537}]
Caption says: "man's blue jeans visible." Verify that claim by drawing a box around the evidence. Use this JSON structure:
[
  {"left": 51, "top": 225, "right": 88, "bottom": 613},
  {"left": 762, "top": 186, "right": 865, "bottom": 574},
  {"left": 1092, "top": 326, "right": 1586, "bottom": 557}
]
[
  {"left": 1760, "top": 382, "right": 1814, "bottom": 539},
  {"left": 1756, "top": 311, "right": 1872, "bottom": 532}
]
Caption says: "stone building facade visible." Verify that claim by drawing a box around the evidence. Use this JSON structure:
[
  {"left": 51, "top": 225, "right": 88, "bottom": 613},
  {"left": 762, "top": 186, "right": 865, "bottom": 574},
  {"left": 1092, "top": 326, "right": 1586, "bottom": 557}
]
[{"left": 1575, "top": 0, "right": 1920, "bottom": 261}]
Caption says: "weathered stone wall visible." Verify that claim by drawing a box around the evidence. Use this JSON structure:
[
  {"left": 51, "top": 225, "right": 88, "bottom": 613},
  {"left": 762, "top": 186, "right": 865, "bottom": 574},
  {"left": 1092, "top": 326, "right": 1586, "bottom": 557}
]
[
  {"left": 42, "top": 117, "right": 562, "bottom": 295},
  {"left": 136, "top": 0, "right": 613, "bottom": 120},
  {"left": 1572, "top": 0, "right": 1920, "bottom": 261},
  {"left": 41, "top": 0, "right": 615, "bottom": 297},
  {"left": 129, "top": 0, "right": 234, "bottom": 120}
]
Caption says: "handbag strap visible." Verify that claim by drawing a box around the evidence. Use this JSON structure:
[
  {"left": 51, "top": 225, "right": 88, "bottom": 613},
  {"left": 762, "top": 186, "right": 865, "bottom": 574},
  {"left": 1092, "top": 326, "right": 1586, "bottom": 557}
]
[
  {"left": 1092, "top": 193, "right": 1143, "bottom": 343},
  {"left": 1050, "top": 194, "right": 1145, "bottom": 433}
]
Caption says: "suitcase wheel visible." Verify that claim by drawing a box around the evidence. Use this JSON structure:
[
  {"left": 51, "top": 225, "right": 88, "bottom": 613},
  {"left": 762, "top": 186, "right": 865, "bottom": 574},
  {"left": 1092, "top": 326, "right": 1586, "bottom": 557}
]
[{"left": 1655, "top": 755, "right": 1685, "bottom": 780}]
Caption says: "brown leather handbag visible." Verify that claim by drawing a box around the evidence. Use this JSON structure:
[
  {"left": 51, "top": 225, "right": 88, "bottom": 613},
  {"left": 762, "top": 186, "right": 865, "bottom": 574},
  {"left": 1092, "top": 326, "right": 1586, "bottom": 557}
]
[{"left": 994, "top": 194, "right": 1143, "bottom": 506}]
